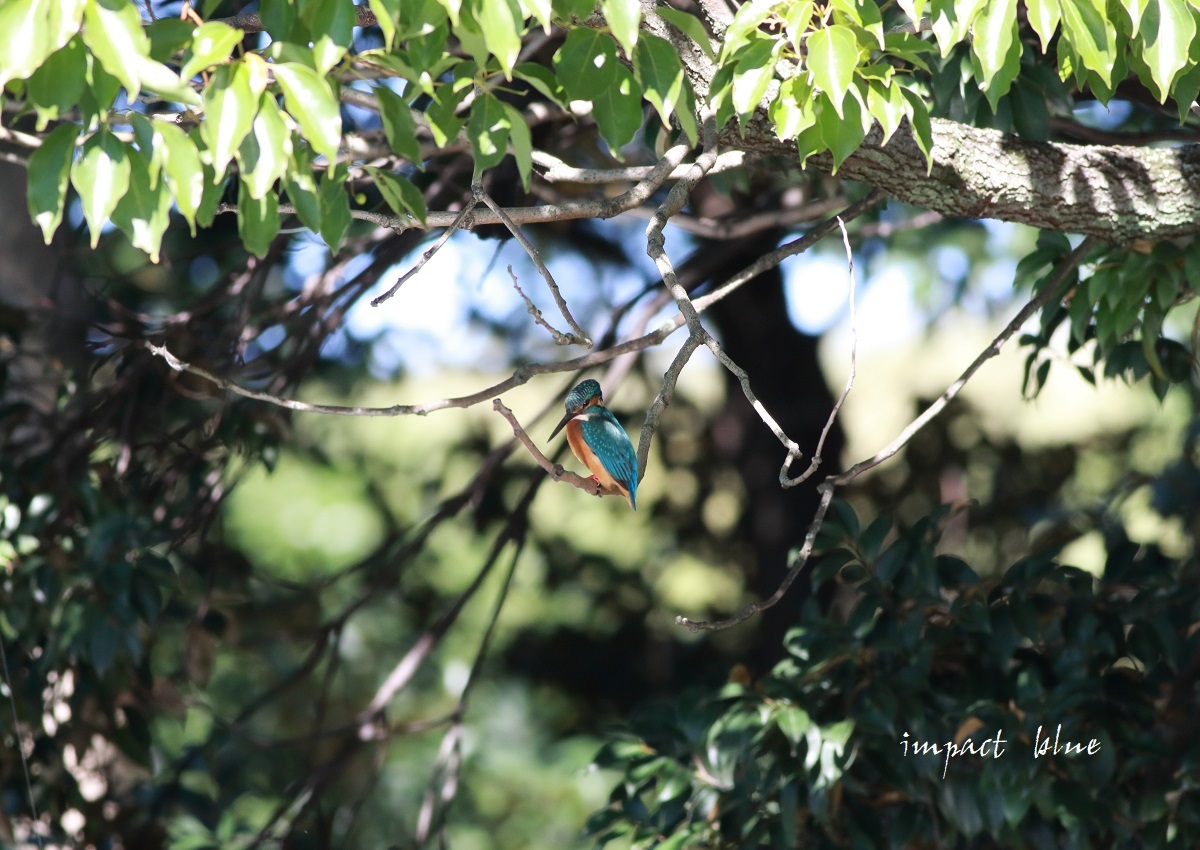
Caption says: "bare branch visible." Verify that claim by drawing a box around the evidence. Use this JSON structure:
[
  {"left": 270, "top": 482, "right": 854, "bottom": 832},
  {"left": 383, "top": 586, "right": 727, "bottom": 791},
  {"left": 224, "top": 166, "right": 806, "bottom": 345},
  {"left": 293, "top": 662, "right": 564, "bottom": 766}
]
[
  {"left": 492, "top": 399, "right": 628, "bottom": 500},
  {"left": 677, "top": 235, "right": 1097, "bottom": 632},
  {"left": 371, "top": 198, "right": 478, "bottom": 306},
  {"left": 690, "top": 189, "right": 886, "bottom": 315},
  {"left": 830, "top": 236, "right": 1097, "bottom": 485},
  {"left": 477, "top": 187, "right": 591, "bottom": 346},
  {"left": 623, "top": 195, "right": 849, "bottom": 240},
  {"left": 507, "top": 266, "right": 578, "bottom": 345},
  {"left": 217, "top": 142, "right": 695, "bottom": 237},
  {"left": 780, "top": 216, "right": 859, "bottom": 487},
  {"left": 677, "top": 484, "right": 836, "bottom": 632}
]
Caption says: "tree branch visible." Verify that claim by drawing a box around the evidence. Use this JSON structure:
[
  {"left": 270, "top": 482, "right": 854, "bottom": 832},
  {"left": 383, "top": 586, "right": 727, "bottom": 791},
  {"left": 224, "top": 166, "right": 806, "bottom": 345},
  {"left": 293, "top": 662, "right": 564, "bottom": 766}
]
[
  {"left": 492, "top": 400, "right": 628, "bottom": 500},
  {"left": 677, "top": 236, "right": 1097, "bottom": 631}
]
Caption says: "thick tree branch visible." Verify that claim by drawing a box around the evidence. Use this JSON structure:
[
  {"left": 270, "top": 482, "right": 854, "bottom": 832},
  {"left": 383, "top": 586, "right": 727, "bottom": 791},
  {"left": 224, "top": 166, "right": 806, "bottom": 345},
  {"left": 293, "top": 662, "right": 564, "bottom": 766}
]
[{"left": 735, "top": 116, "right": 1200, "bottom": 244}]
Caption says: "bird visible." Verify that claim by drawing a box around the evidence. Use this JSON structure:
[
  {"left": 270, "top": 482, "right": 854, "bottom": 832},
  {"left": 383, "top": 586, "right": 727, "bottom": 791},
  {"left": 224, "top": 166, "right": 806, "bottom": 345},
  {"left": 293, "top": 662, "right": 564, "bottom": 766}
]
[{"left": 548, "top": 379, "right": 638, "bottom": 510}]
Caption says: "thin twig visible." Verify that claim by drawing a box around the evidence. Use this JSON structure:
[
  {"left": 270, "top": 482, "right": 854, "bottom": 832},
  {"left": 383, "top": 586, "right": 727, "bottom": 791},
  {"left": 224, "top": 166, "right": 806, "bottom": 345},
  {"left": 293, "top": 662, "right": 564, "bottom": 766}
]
[
  {"left": 507, "top": 265, "right": 578, "bottom": 344},
  {"left": 371, "top": 198, "right": 478, "bottom": 306},
  {"left": 677, "top": 236, "right": 1096, "bottom": 631},
  {"left": 143, "top": 198, "right": 883, "bottom": 420},
  {"left": 830, "top": 236, "right": 1096, "bottom": 485},
  {"left": 781, "top": 216, "right": 859, "bottom": 487},
  {"left": 477, "top": 186, "right": 591, "bottom": 346},
  {"left": 492, "top": 399, "right": 627, "bottom": 500}
]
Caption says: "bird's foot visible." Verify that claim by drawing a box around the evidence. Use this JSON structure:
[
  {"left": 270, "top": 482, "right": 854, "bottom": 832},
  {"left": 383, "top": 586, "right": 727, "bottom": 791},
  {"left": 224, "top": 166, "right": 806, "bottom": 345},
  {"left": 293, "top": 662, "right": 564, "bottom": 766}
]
[{"left": 589, "top": 475, "right": 602, "bottom": 496}]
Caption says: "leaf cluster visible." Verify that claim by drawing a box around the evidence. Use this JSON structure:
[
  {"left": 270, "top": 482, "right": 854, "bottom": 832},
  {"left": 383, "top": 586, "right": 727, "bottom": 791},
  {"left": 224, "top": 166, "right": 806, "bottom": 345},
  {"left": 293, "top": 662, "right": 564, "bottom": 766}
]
[{"left": 589, "top": 459, "right": 1200, "bottom": 849}]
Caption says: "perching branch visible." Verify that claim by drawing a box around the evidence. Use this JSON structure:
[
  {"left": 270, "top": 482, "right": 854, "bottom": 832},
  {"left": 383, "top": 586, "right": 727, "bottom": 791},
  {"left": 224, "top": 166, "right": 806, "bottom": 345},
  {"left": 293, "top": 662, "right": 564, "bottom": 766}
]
[
  {"left": 492, "top": 399, "right": 628, "bottom": 501},
  {"left": 677, "top": 236, "right": 1097, "bottom": 631}
]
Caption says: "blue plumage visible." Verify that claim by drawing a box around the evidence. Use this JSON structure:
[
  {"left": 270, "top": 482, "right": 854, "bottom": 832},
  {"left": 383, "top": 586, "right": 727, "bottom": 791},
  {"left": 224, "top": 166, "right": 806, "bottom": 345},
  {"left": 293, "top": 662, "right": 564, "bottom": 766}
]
[{"left": 549, "top": 379, "right": 639, "bottom": 510}]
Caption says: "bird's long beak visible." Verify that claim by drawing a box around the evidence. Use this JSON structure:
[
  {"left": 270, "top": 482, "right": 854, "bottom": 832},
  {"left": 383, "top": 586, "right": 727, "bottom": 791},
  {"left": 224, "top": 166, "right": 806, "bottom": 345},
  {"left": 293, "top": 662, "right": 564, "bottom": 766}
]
[{"left": 549, "top": 410, "right": 574, "bottom": 440}]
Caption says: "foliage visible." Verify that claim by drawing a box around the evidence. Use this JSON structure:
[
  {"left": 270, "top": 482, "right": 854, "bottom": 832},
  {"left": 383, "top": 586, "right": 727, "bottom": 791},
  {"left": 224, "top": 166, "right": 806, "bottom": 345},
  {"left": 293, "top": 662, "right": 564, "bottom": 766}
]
[
  {"left": 4, "top": 0, "right": 1200, "bottom": 848},
  {"left": 590, "top": 439, "right": 1200, "bottom": 848},
  {"left": 2, "top": 0, "right": 1199, "bottom": 255}
]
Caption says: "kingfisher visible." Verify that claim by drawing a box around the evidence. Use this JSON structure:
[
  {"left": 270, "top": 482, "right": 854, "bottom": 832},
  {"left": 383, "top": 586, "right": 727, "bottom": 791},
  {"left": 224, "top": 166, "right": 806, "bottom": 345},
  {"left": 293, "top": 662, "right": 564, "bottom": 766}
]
[{"left": 549, "top": 379, "right": 639, "bottom": 510}]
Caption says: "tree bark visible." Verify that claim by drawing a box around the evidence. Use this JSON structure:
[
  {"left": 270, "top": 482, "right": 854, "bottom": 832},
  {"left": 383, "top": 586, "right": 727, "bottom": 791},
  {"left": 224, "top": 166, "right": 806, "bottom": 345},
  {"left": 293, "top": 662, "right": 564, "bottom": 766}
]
[{"left": 734, "top": 116, "right": 1200, "bottom": 244}]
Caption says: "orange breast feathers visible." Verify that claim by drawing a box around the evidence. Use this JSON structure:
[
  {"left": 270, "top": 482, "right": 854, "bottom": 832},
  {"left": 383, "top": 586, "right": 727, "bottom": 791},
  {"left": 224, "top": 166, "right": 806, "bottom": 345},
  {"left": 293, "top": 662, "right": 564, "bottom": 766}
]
[{"left": 565, "top": 419, "right": 632, "bottom": 505}]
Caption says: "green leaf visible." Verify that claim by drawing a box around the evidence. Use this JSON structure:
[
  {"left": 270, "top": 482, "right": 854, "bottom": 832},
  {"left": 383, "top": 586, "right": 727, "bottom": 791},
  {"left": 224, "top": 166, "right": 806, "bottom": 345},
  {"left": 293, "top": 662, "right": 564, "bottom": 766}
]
[
  {"left": 201, "top": 62, "right": 260, "bottom": 182},
  {"left": 592, "top": 64, "right": 643, "bottom": 151},
  {"left": 974, "top": 13, "right": 1023, "bottom": 110},
  {"left": 970, "top": 0, "right": 1017, "bottom": 90},
  {"left": 111, "top": 149, "right": 172, "bottom": 263},
  {"left": 82, "top": 0, "right": 151, "bottom": 101},
  {"left": 1123, "top": 0, "right": 1152, "bottom": 29},
  {"left": 634, "top": 34, "right": 688, "bottom": 131},
  {"left": 237, "top": 177, "right": 280, "bottom": 258},
  {"left": 467, "top": 91, "right": 510, "bottom": 179},
  {"left": 1027, "top": 0, "right": 1062, "bottom": 51},
  {"left": 26, "top": 123, "right": 78, "bottom": 244},
  {"left": 502, "top": 101, "right": 532, "bottom": 190},
  {"left": 367, "top": 0, "right": 399, "bottom": 48},
  {"left": 896, "top": 0, "right": 927, "bottom": 28},
  {"left": 552, "top": 0, "right": 594, "bottom": 22},
  {"left": 522, "top": 0, "right": 552, "bottom": 31},
  {"left": 1137, "top": 0, "right": 1195, "bottom": 101},
  {"left": 157, "top": 122, "right": 205, "bottom": 234},
  {"left": 368, "top": 167, "right": 428, "bottom": 224},
  {"left": 931, "top": 0, "right": 987, "bottom": 55},
  {"left": 299, "top": 0, "right": 355, "bottom": 73},
  {"left": 81, "top": 50, "right": 122, "bottom": 126},
  {"left": 721, "top": 0, "right": 776, "bottom": 61},
  {"left": 375, "top": 85, "right": 423, "bottom": 165},
  {"left": 479, "top": 0, "right": 523, "bottom": 76},
  {"left": 514, "top": 62, "right": 569, "bottom": 108},
  {"left": 425, "top": 84, "right": 469, "bottom": 147},
  {"left": 180, "top": 21, "right": 244, "bottom": 80},
  {"left": 147, "top": 21, "right": 198, "bottom": 62},
  {"left": 0, "top": 0, "right": 85, "bottom": 90},
  {"left": 554, "top": 28, "right": 614, "bottom": 98},
  {"left": 133, "top": 54, "right": 202, "bottom": 105},
  {"left": 817, "top": 88, "right": 867, "bottom": 170},
  {"left": 866, "top": 79, "right": 906, "bottom": 143},
  {"left": 26, "top": 35, "right": 86, "bottom": 130},
  {"left": 600, "top": 0, "right": 640, "bottom": 56},
  {"left": 732, "top": 37, "right": 780, "bottom": 120},
  {"left": 1058, "top": 0, "right": 1118, "bottom": 85},
  {"left": 273, "top": 61, "right": 342, "bottom": 163},
  {"left": 901, "top": 86, "right": 933, "bottom": 172},
  {"left": 785, "top": 1, "right": 815, "bottom": 52},
  {"left": 770, "top": 76, "right": 817, "bottom": 140},
  {"left": 284, "top": 144, "right": 322, "bottom": 233},
  {"left": 237, "top": 95, "right": 292, "bottom": 200},
  {"left": 806, "top": 25, "right": 860, "bottom": 118},
  {"left": 318, "top": 165, "right": 351, "bottom": 253},
  {"left": 656, "top": 6, "right": 714, "bottom": 61},
  {"left": 71, "top": 129, "right": 130, "bottom": 248}
]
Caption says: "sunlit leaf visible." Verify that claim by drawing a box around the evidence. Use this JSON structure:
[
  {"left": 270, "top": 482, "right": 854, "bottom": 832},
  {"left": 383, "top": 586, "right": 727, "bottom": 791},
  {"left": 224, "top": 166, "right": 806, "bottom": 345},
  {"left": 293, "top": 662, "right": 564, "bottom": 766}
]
[
  {"left": 600, "top": 0, "right": 640, "bottom": 56},
  {"left": 272, "top": 61, "right": 342, "bottom": 163},
  {"left": 26, "top": 122, "right": 78, "bottom": 244},
  {"left": 180, "top": 21, "right": 244, "bottom": 80},
  {"left": 201, "top": 61, "right": 260, "bottom": 182},
  {"left": 806, "top": 25, "right": 860, "bottom": 118},
  {"left": 71, "top": 129, "right": 130, "bottom": 247}
]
